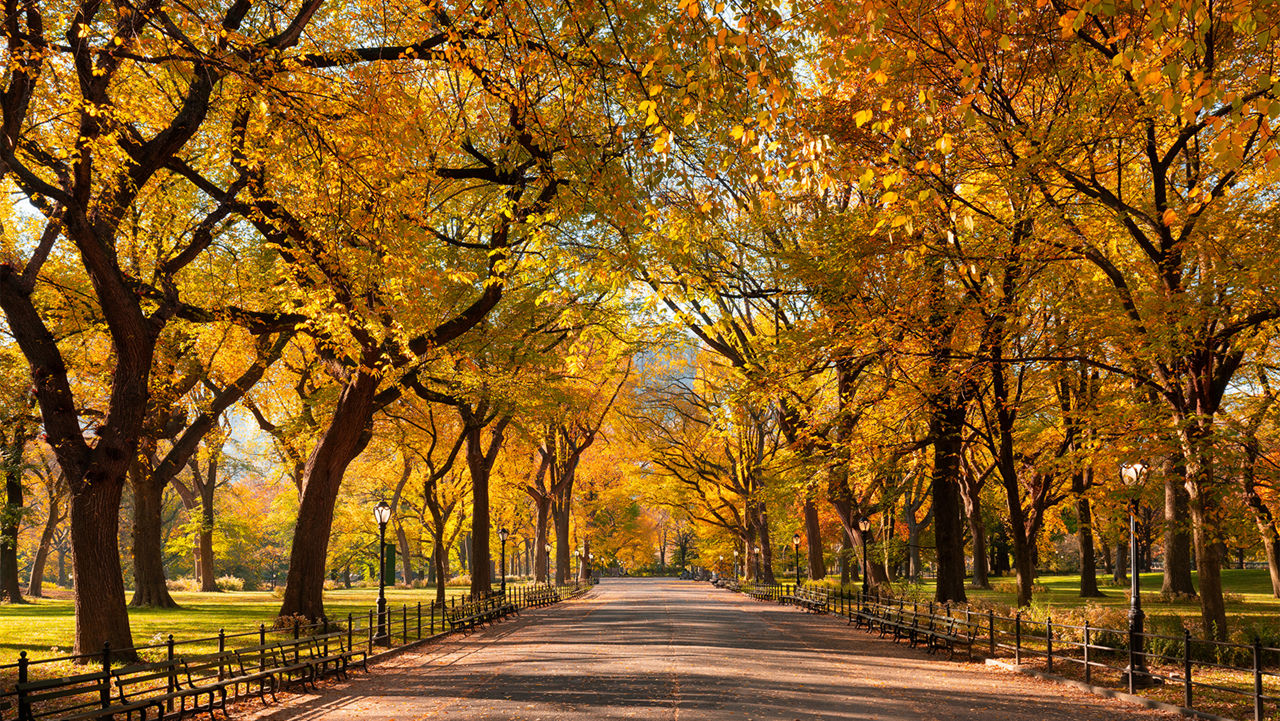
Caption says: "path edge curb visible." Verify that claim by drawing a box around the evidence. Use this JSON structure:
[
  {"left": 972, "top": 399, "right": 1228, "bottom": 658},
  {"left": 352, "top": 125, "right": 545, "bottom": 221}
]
[{"left": 983, "top": 659, "right": 1238, "bottom": 721}]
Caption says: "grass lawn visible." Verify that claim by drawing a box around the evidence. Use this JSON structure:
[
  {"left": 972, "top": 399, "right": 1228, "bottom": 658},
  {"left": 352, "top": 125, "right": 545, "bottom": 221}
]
[{"left": 0, "top": 586, "right": 471, "bottom": 662}]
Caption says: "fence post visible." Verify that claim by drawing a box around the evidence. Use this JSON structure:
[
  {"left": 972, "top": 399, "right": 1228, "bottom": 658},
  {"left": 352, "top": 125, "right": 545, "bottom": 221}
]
[
  {"left": 402, "top": 604, "right": 408, "bottom": 644},
  {"left": 1046, "top": 618, "right": 1053, "bottom": 674},
  {"left": 167, "top": 634, "right": 177, "bottom": 713},
  {"left": 417, "top": 602, "right": 422, "bottom": 639},
  {"left": 1014, "top": 612, "right": 1021, "bottom": 665},
  {"left": 1083, "top": 621, "right": 1091, "bottom": 686},
  {"left": 17, "top": 651, "right": 29, "bottom": 721},
  {"left": 101, "top": 642, "right": 112, "bottom": 710},
  {"left": 1254, "top": 637, "right": 1264, "bottom": 721},
  {"left": 368, "top": 609, "right": 374, "bottom": 654},
  {"left": 348, "top": 613, "right": 354, "bottom": 655},
  {"left": 218, "top": 629, "right": 226, "bottom": 678},
  {"left": 1183, "top": 628, "right": 1192, "bottom": 709},
  {"left": 989, "top": 610, "right": 995, "bottom": 657}
]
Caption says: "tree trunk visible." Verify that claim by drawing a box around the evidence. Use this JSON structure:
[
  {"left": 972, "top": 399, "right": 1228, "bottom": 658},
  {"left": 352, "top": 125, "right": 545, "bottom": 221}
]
[
  {"left": 1161, "top": 460, "right": 1196, "bottom": 596},
  {"left": 553, "top": 502, "right": 570, "bottom": 585},
  {"left": 1075, "top": 486, "right": 1103, "bottom": 597},
  {"left": 1187, "top": 490, "right": 1227, "bottom": 639},
  {"left": 533, "top": 495, "right": 551, "bottom": 583},
  {"left": 931, "top": 405, "right": 968, "bottom": 604},
  {"left": 27, "top": 489, "right": 60, "bottom": 598},
  {"left": 279, "top": 370, "right": 378, "bottom": 622},
  {"left": 0, "top": 459, "right": 24, "bottom": 603},
  {"left": 960, "top": 478, "right": 989, "bottom": 589},
  {"left": 1181, "top": 425, "right": 1228, "bottom": 640},
  {"left": 803, "top": 499, "right": 824, "bottom": 581},
  {"left": 71, "top": 479, "right": 136, "bottom": 659},
  {"left": 128, "top": 467, "right": 178, "bottom": 608},
  {"left": 1113, "top": 536, "right": 1128, "bottom": 584},
  {"left": 433, "top": 528, "right": 450, "bottom": 605},
  {"left": 755, "top": 506, "right": 776, "bottom": 585},
  {"left": 198, "top": 485, "right": 216, "bottom": 592},
  {"left": 396, "top": 523, "right": 414, "bottom": 585}
]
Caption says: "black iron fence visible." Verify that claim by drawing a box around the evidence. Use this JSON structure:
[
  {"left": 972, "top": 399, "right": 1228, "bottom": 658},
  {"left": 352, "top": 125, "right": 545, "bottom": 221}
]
[
  {"left": 733, "top": 582, "right": 1279, "bottom": 721},
  {"left": 0, "top": 581, "right": 593, "bottom": 719}
]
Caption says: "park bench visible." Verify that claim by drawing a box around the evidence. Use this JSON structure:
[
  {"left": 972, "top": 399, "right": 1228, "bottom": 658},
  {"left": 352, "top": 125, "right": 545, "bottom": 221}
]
[
  {"left": 235, "top": 643, "right": 315, "bottom": 693},
  {"left": 113, "top": 659, "right": 226, "bottom": 721},
  {"left": 925, "top": 617, "right": 975, "bottom": 661},
  {"left": 183, "top": 651, "right": 277, "bottom": 709},
  {"left": 791, "top": 586, "right": 829, "bottom": 614},
  {"left": 16, "top": 669, "right": 162, "bottom": 721},
  {"left": 746, "top": 587, "right": 774, "bottom": 602},
  {"left": 307, "top": 632, "right": 368, "bottom": 678}
]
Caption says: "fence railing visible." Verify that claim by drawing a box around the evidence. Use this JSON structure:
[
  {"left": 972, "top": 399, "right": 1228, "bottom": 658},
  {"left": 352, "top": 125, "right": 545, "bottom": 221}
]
[
  {"left": 0, "top": 581, "right": 584, "bottom": 719},
  {"left": 730, "top": 581, "right": 1279, "bottom": 721}
]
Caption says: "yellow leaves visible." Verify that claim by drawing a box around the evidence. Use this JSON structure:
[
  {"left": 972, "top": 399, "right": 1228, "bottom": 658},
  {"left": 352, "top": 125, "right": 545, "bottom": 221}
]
[
  {"left": 935, "top": 134, "right": 953, "bottom": 154},
  {"left": 682, "top": 111, "right": 697, "bottom": 126},
  {"left": 731, "top": 125, "right": 745, "bottom": 139},
  {"left": 854, "top": 109, "right": 873, "bottom": 127},
  {"left": 1161, "top": 208, "right": 1178, "bottom": 227}
]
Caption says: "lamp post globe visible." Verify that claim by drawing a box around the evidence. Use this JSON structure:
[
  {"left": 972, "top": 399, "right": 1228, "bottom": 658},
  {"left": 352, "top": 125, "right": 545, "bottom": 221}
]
[
  {"left": 498, "top": 527, "right": 509, "bottom": 595},
  {"left": 792, "top": 533, "right": 801, "bottom": 587},
  {"left": 373, "top": 500, "right": 392, "bottom": 645},
  {"left": 1120, "top": 462, "right": 1159, "bottom": 690},
  {"left": 753, "top": 546, "right": 762, "bottom": 581}
]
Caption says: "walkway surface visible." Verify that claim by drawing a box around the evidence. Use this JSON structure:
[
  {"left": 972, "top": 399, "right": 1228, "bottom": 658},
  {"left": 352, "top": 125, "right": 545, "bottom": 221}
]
[{"left": 242, "top": 578, "right": 1177, "bottom": 721}]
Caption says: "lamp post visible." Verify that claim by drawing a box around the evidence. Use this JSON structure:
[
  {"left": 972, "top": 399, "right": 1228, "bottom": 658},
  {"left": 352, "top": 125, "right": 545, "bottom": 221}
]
[
  {"left": 733, "top": 549, "right": 740, "bottom": 579},
  {"left": 792, "top": 533, "right": 801, "bottom": 588},
  {"left": 753, "top": 545, "right": 762, "bottom": 581},
  {"left": 498, "top": 527, "right": 509, "bottom": 595},
  {"left": 574, "top": 549, "right": 582, "bottom": 582},
  {"left": 857, "top": 517, "right": 872, "bottom": 607},
  {"left": 1121, "top": 462, "right": 1159, "bottom": 690},
  {"left": 373, "top": 500, "right": 392, "bottom": 646}
]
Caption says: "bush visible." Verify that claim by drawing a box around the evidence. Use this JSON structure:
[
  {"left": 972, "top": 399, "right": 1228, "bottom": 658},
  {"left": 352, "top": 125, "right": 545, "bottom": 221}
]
[
  {"left": 448, "top": 574, "right": 471, "bottom": 587},
  {"left": 215, "top": 575, "right": 245, "bottom": 592},
  {"left": 166, "top": 577, "right": 200, "bottom": 592}
]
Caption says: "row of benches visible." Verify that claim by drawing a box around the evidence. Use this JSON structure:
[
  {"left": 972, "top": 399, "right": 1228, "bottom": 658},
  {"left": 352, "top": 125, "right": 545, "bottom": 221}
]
[
  {"left": 7, "top": 631, "right": 367, "bottom": 721},
  {"left": 734, "top": 583, "right": 976, "bottom": 660},
  {"left": 444, "top": 592, "right": 521, "bottom": 633},
  {"left": 850, "top": 600, "right": 976, "bottom": 660}
]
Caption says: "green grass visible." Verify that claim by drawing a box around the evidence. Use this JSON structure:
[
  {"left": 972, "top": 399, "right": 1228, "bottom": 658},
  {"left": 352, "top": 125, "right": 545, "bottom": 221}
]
[{"left": 0, "top": 586, "right": 471, "bottom": 662}]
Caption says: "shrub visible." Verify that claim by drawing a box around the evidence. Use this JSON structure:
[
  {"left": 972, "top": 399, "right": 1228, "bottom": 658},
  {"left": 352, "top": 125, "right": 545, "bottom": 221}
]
[
  {"left": 166, "top": 577, "right": 200, "bottom": 592},
  {"left": 215, "top": 575, "right": 245, "bottom": 592}
]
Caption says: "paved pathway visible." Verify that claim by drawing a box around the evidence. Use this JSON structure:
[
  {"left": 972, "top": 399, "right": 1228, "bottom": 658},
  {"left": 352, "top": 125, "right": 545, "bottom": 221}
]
[{"left": 242, "top": 578, "right": 1177, "bottom": 720}]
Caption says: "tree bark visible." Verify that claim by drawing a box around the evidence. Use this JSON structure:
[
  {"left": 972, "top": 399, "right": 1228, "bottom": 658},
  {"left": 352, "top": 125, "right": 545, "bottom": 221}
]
[
  {"left": 128, "top": 462, "right": 179, "bottom": 608},
  {"left": 1074, "top": 477, "right": 1103, "bottom": 597},
  {"left": 533, "top": 495, "right": 551, "bottom": 583},
  {"left": 930, "top": 403, "right": 968, "bottom": 604},
  {"left": 1113, "top": 536, "right": 1128, "bottom": 584},
  {"left": 1161, "top": 456, "right": 1196, "bottom": 596},
  {"left": 27, "top": 484, "right": 61, "bottom": 598},
  {"left": 0, "top": 452, "right": 23, "bottom": 603},
  {"left": 279, "top": 370, "right": 379, "bottom": 622},
  {"left": 755, "top": 505, "right": 776, "bottom": 585},
  {"left": 198, "top": 477, "right": 216, "bottom": 592},
  {"left": 803, "top": 499, "right": 824, "bottom": 581},
  {"left": 71, "top": 479, "right": 136, "bottom": 657},
  {"left": 959, "top": 469, "right": 989, "bottom": 589}
]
